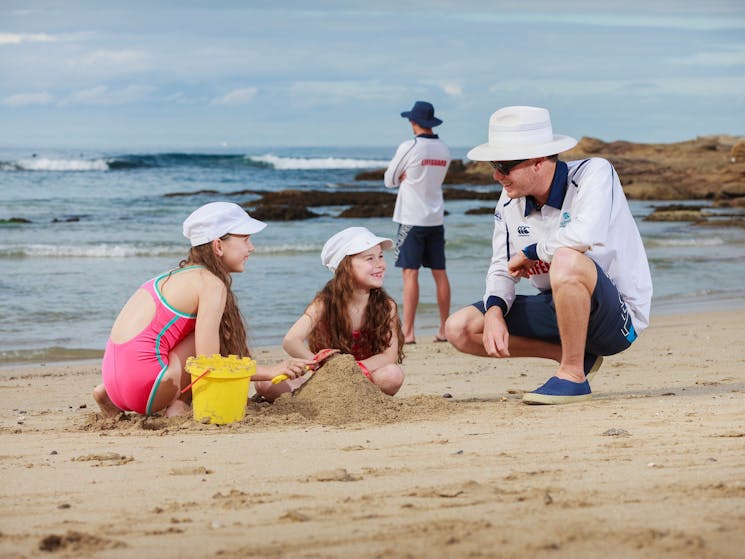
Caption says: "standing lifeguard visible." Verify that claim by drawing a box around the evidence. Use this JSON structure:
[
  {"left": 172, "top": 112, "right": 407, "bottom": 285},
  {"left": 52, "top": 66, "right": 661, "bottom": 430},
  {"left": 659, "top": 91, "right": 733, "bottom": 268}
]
[{"left": 384, "top": 100, "right": 452, "bottom": 344}]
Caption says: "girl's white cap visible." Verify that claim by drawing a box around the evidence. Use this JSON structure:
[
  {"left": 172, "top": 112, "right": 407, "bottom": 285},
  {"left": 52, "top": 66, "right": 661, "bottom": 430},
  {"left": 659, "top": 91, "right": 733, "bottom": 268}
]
[
  {"left": 183, "top": 202, "right": 266, "bottom": 246},
  {"left": 321, "top": 227, "right": 393, "bottom": 271}
]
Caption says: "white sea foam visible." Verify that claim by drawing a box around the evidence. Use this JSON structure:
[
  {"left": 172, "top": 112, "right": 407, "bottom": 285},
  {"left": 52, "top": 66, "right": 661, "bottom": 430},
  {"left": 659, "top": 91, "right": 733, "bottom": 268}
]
[
  {"left": 0, "top": 244, "right": 179, "bottom": 258},
  {"left": 0, "top": 243, "right": 320, "bottom": 258},
  {"left": 253, "top": 243, "right": 319, "bottom": 255},
  {"left": 6, "top": 157, "right": 110, "bottom": 171},
  {"left": 645, "top": 236, "right": 725, "bottom": 248},
  {"left": 247, "top": 153, "right": 388, "bottom": 170}
]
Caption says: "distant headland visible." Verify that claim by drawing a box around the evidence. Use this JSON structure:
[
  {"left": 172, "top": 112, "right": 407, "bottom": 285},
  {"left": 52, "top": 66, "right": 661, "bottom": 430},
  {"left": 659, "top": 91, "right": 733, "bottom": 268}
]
[
  {"left": 356, "top": 135, "right": 745, "bottom": 204},
  {"left": 152, "top": 136, "right": 745, "bottom": 228}
]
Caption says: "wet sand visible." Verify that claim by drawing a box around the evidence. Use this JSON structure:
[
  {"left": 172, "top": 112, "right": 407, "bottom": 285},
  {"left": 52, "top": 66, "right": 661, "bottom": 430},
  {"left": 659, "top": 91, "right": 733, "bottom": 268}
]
[{"left": 1, "top": 310, "right": 744, "bottom": 558}]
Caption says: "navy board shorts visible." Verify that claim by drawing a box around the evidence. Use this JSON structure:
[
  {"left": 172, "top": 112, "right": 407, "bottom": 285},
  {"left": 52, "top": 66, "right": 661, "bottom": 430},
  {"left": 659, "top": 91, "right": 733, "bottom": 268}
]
[
  {"left": 473, "top": 261, "right": 637, "bottom": 356},
  {"left": 394, "top": 224, "right": 446, "bottom": 270}
]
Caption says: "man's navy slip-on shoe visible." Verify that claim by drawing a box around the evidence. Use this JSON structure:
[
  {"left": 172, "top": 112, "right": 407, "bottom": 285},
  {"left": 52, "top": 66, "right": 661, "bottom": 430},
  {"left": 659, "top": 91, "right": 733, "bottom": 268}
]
[{"left": 523, "top": 376, "right": 592, "bottom": 405}]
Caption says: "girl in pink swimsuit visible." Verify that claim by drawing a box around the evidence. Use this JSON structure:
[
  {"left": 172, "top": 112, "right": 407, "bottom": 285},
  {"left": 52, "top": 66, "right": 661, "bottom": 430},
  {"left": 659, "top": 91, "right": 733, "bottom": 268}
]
[
  {"left": 93, "top": 202, "right": 313, "bottom": 418},
  {"left": 254, "top": 227, "right": 405, "bottom": 401}
]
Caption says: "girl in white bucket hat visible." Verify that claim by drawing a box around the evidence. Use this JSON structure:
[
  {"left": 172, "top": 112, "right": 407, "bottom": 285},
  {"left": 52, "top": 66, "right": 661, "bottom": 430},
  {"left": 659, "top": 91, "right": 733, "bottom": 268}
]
[
  {"left": 254, "top": 227, "right": 405, "bottom": 401},
  {"left": 93, "top": 202, "right": 313, "bottom": 418}
]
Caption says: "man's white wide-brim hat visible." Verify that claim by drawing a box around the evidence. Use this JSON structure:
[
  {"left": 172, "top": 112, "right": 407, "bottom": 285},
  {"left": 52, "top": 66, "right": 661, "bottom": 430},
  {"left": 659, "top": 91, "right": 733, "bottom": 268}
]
[{"left": 467, "top": 106, "right": 578, "bottom": 161}]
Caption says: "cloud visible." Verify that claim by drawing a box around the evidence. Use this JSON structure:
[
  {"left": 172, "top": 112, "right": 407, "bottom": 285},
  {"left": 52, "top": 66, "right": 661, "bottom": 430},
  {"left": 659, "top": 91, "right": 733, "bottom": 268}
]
[
  {"left": 457, "top": 11, "right": 745, "bottom": 31},
  {"left": 289, "top": 81, "right": 404, "bottom": 104},
  {"left": 490, "top": 76, "right": 745, "bottom": 97},
  {"left": 0, "top": 33, "right": 55, "bottom": 45},
  {"left": 667, "top": 47, "right": 745, "bottom": 67},
  {"left": 649, "top": 76, "right": 745, "bottom": 96},
  {"left": 490, "top": 79, "right": 628, "bottom": 96},
  {"left": 417, "top": 80, "right": 463, "bottom": 97},
  {"left": 162, "top": 91, "right": 205, "bottom": 105},
  {"left": 1, "top": 91, "right": 53, "bottom": 107},
  {"left": 71, "top": 49, "right": 150, "bottom": 74},
  {"left": 210, "top": 87, "right": 258, "bottom": 106},
  {"left": 59, "top": 84, "right": 154, "bottom": 106},
  {"left": 441, "top": 82, "right": 463, "bottom": 96}
]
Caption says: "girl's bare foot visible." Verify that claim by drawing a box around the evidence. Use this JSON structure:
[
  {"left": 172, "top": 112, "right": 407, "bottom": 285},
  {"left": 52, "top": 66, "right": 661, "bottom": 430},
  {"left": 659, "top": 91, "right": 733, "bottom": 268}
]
[
  {"left": 93, "top": 384, "right": 122, "bottom": 418},
  {"left": 164, "top": 399, "right": 191, "bottom": 418}
]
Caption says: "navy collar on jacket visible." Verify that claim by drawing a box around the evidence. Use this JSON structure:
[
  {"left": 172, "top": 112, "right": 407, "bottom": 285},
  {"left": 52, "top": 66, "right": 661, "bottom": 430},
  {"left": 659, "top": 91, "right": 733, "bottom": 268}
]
[
  {"left": 525, "top": 160, "right": 568, "bottom": 216},
  {"left": 416, "top": 133, "right": 439, "bottom": 139}
]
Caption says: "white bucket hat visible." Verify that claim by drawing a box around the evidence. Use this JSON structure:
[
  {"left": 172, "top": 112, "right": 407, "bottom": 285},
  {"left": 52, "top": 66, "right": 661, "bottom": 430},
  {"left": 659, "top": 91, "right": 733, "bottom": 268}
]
[
  {"left": 467, "top": 106, "right": 577, "bottom": 161},
  {"left": 321, "top": 227, "right": 393, "bottom": 271},
  {"left": 183, "top": 202, "right": 266, "bottom": 246}
]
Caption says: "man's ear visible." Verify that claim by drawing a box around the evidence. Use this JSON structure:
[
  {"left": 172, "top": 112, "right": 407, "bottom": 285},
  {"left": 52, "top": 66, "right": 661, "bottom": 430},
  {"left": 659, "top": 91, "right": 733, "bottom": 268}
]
[{"left": 211, "top": 238, "right": 223, "bottom": 256}]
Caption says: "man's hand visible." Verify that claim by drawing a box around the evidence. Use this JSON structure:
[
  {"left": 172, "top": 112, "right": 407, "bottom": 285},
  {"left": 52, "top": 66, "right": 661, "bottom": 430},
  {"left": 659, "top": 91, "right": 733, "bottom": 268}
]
[
  {"left": 508, "top": 251, "right": 533, "bottom": 279},
  {"left": 482, "top": 307, "right": 510, "bottom": 357}
]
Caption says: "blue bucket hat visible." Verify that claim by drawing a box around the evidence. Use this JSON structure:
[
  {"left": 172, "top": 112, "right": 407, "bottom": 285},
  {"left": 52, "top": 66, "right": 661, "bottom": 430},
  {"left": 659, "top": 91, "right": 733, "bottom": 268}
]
[{"left": 400, "top": 101, "right": 442, "bottom": 128}]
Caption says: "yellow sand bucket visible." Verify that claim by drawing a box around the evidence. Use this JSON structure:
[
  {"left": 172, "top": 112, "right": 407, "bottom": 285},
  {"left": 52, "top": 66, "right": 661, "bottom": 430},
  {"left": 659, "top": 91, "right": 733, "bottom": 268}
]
[{"left": 185, "top": 354, "right": 256, "bottom": 424}]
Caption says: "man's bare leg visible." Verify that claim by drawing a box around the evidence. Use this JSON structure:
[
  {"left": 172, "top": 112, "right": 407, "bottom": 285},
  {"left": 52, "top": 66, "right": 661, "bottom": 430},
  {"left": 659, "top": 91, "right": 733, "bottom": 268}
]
[
  {"left": 402, "top": 268, "right": 419, "bottom": 343},
  {"left": 550, "top": 248, "right": 598, "bottom": 383},
  {"left": 431, "top": 269, "right": 451, "bottom": 340},
  {"left": 445, "top": 305, "right": 562, "bottom": 361}
]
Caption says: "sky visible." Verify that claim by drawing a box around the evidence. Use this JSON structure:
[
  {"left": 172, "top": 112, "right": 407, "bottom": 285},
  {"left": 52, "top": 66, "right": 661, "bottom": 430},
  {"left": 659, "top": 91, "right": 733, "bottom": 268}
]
[{"left": 1, "top": 0, "right": 744, "bottom": 150}]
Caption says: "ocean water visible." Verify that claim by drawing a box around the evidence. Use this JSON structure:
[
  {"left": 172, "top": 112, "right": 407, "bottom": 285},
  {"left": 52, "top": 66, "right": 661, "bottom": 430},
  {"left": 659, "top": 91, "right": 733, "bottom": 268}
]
[{"left": 2, "top": 146, "right": 745, "bottom": 365}]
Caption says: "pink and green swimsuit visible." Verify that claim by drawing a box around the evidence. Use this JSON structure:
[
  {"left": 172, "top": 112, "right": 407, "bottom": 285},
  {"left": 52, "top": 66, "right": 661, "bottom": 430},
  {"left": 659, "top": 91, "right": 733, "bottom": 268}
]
[{"left": 101, "top": 266, "right": 200, "bottom": 415}]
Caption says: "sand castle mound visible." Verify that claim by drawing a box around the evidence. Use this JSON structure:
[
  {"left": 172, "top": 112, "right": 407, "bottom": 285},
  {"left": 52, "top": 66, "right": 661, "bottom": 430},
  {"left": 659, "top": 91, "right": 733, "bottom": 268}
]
[
  {"left": 79, "top": 354, "right": 453, "bottom": 431},
  {"left": 251, "top": 354, "right": 452, "bottom": 427}
]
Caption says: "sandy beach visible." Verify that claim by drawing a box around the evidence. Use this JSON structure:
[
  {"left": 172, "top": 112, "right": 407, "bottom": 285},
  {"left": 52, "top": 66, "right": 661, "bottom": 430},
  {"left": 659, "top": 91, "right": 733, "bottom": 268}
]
[{"left": 1, "top": 309, "right": 744, "bottom": 558}]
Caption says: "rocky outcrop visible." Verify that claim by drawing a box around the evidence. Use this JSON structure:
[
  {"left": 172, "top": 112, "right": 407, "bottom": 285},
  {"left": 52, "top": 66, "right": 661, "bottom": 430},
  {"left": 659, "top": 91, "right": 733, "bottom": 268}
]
[
  {"left": 644, "top": 204, "right": 744, "bottom": 228},
  {"left": 563, "top": 136, "right": 745, "bottom": 202},
  {"left": 158, "top": 136, "right": 745, "bottom": 226},
  {"left": 240, "top": 188, "right": 494, "bottom": 220},
  {"left": 245, "top": 189, "right": 396, "bottom": 220},
  {"left": 355, "top": 135, "right": 745, "bottom": 203}
]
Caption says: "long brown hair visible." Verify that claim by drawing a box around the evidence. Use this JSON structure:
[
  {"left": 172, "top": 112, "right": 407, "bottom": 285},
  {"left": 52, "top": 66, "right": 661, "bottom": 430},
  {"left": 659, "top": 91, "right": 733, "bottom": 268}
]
[
  {"left": 178, "top": 238, "right": 250, "bottom": 357},
  {"left": 307, "top": 256, "right": 404, "bottom": 363}
]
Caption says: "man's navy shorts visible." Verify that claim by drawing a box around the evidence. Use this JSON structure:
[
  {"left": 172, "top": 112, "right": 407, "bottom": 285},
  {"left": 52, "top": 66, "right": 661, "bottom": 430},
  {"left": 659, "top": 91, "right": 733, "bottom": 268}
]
[
  {"left": 472, "top": 261, "right": 637, "bottom": 356},
  {"left": 394, "top": 224, "right": 446, "bottom": 270}
]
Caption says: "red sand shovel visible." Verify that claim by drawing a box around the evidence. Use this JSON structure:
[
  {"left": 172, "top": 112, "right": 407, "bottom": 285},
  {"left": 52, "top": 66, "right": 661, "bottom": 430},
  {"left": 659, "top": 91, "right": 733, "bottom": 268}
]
[{"left": 270, "top": 348, "right": 339, "bottom": 385}]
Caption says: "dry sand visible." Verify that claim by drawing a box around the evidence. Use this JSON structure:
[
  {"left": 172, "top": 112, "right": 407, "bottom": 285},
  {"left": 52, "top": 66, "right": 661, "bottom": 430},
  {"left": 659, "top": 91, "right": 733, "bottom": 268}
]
[{"left": 1, "top": 310, "right": 744, "bottom": 558}]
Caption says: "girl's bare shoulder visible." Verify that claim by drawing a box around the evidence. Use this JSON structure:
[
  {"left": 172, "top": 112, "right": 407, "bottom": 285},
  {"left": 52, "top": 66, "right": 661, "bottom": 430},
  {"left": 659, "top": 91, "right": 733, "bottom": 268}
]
[
  {"left": 170, "top": 266, "right": 225, "bottom": 292},
  {"left": 305, "top": 298, "right": 324, "bottom": 320},
  {"left": 197, "top": 268, "right": 226, "bottom": 290}
]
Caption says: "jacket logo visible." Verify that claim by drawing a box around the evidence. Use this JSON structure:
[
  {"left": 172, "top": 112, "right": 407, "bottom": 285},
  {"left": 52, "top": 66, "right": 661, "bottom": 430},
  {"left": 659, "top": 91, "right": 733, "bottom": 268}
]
[
  {"left": 560, "top": 211, "right": 571, "bottom": 227},
  {"left": 517, "top": 225, "right": 530, "bottom": 236},
  {"left": 494, "top": 210, "right": 502, "bottom": 222}
]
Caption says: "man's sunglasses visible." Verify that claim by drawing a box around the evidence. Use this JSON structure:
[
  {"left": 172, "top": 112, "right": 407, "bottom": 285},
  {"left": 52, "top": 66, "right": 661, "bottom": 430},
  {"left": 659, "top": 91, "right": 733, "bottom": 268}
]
[{"left": 488, "top": 159, "right": 528, "bottom": 175}]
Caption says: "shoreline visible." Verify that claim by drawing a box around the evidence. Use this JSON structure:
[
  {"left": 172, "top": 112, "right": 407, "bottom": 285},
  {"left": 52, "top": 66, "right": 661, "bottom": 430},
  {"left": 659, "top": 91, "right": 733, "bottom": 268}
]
[
  {"left": 2, "top": 296, "right": 744, "bottom": 370},
  {"left": 2, "top": 308, "right": 744, "bottom": 558}
]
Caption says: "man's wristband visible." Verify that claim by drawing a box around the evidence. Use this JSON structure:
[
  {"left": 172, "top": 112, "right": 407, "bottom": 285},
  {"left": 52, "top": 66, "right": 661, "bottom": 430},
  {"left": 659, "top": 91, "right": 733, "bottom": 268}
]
[
  {"left": 484, "top": 296, "right": 508, "bottom": 316},
  {"left": 522, "top": 243, "right": 538, "bottom": 261}
]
